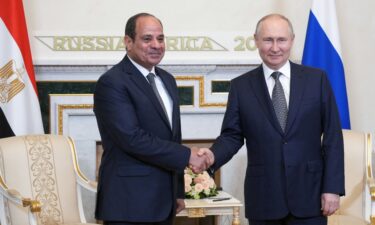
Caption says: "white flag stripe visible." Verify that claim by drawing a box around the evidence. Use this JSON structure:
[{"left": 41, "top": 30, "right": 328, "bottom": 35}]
[
  {"left": 2, "top": 87, "right": 44, "bottom": 135},
  {"left": 0, "top": 19, "right": 25, "bottom": 70},
  {"left": 311, "top": 0, "right": 342, "bottom": 55},
  {"left": 0, "top": 19, "right": 44, "bottom": 135}
]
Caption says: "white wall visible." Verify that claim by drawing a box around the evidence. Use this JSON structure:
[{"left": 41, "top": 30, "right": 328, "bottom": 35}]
[
  {"left": 23, "top": 0, "right": 375, "bottom": 133},
  {"left": 336, "top": 1, "right": 375, "bottom": 132}
]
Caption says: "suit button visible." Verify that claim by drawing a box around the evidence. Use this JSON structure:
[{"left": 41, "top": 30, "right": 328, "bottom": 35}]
[{"left": 283, "top": 141, "right": 287, "bottom": 144}]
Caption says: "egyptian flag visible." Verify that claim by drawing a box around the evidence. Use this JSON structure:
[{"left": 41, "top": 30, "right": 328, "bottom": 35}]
[
  {"left": 0, "top": 0, "right": 44, "bottom": 137},
  {"left": 302, "top": 0, "right": 350, "bottom": 129}
]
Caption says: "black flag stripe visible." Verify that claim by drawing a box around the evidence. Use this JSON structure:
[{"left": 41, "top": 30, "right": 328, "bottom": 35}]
[{"left": 0, "top": 108, "right": 15, "bottom": 138}]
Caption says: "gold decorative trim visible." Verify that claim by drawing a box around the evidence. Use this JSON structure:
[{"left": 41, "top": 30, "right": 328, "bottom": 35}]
[
  {"left": 66, "top": 136, "right": 89, "bottom": 183},
  {"left": 176, "top": 76, "right": 227, "bottom": 107},
  {"left": 25, "top": 135, "right": 63, "bottom": 224},
  {"left": 48, "top": 94, "right": 93, "bottom": 134},
  {"left": 22, "top": 199, "right": 41, "bottom": 213},
  {"left": 36, "top": 36, "right": 228, "bottom": 52},
  {"left": 54, "top": 76, "right": 227, "bottom": 134},
  {"left": 187, "top": 208, "right": 205, "bottom": 218},
  {"left": 57, "top": 104, "right": 93, "bottom": 135}
]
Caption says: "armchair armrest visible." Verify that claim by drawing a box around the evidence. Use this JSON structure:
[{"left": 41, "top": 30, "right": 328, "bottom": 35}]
[
  {"left": 76, "top": 174, "right": 97, "bottom": 193},
  {"left": 66, "top": 136, "right": 98, "bottom": 193},
  {"left": 0, "top": 176, "right": 41, "bottom": 213},
  {"left": 74, "top": 173, "right": 97, "bottom": 223}
]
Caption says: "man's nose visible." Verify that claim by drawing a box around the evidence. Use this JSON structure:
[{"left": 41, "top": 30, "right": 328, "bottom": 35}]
[
  {"left": 271, "top": 41, "right": 279, "bottom": 51},
  {"left": 150, "top": 39, "right": 162, "bottom": 48}
]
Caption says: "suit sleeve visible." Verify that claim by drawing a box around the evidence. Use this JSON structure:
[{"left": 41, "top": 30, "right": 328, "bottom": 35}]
[
  {"left": 320, "top": 72, "right": 345, "bottom": 196},
  {"left": 177, "top": 171, "right": 185, "bottom": 198},
  {"left": 211, "top": 80, "right": 245, "bottom": 170},
  {"left": 94, "top": 74, "right": 190, "bottom": 172}
]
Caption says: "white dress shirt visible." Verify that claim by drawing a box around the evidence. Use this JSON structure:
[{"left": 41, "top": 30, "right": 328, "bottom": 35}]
[
  {"left": 262, "top": 62, "right": 291, "bottom": 107},
  {"left": 128, "top": 57, "right": 173, "bottom": 128}
]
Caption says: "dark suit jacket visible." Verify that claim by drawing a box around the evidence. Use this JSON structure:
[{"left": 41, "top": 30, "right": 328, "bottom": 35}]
[
  {"left": 211, "top": 62, "right": 345, "bottom": 220},
  {"left": 94, "top": 56, "right": 190, "bottom": 222}
]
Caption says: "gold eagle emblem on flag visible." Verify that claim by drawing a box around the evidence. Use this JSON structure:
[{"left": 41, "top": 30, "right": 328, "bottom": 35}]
[{"left": 0, "top": 60, "right": 25, "bottom": 103}]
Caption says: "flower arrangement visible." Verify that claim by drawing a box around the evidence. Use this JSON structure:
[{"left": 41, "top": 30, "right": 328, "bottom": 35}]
[{"left": 184, "top": 167, "right": 218, "bottom": 199}]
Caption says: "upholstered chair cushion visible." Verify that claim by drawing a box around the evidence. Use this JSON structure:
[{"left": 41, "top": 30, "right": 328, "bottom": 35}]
[
  {"left": 328, "top": 130, "right": 371, "bottom": 225},
  {"left": 0, "top": 135, "right": 94, "bottom": 225}
]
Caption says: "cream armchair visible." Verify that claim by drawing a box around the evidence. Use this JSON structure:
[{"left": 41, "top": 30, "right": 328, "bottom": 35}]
[
  {"left": 0, "top": 134, "right": 98, "bottom": 225},
  {"left": 328, "top": 130, "right": 375, "bottom": 225}
]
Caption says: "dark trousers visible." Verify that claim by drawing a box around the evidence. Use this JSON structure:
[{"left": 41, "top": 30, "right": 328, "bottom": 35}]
[
  {"left": 249, "top": 214, "right": 327, "bottom": 225},
  {"left": 103, "top": 217, "right": 174, "bottom": 225}
]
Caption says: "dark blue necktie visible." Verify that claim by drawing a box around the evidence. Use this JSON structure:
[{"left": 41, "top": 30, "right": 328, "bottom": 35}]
[{"left": 146, "top": 73, "right": 168, "bottom": 118}]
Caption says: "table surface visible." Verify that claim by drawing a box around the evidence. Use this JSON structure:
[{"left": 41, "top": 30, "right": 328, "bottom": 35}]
[{"left": 183, "top": 191, "right": 243, "bottom": 208}]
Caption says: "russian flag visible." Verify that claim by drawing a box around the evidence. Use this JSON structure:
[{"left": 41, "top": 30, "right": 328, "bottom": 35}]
[
  {"left": 0, "top": 0, "right": 44, "bottom": 137},
  {"left": 302, "top": 0, "right": 350, "bottom": 129}
]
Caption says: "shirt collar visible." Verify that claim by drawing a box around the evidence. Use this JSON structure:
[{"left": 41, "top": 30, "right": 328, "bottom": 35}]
[
  {"left": 262, "top": 61, "right": 291, "bottom": 80},
  {"left": 128, "top": 56, "right": 156, "bottom": 78}
]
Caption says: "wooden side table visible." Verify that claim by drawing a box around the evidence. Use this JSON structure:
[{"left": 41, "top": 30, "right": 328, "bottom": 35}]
[{"left": 177, "top": 191, "right": 243, "bottom": 225}]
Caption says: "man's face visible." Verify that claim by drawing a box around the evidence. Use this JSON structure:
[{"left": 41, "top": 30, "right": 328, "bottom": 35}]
[
  {"left": 125, "top": 16, "right": 165, "bottom": 70},
  {"left": 254, "top": 17, "right": 294, "bottom": 70}
]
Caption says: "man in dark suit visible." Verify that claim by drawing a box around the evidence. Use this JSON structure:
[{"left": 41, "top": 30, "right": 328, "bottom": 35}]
[
  {"left": 201, "top": 14, "right": 344, "bottom": 225},
  {"left": 94, "top": 13, "right": 210, "bottom": 225}
]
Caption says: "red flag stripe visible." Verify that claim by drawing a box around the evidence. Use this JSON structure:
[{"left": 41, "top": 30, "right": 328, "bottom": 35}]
[{"left": 0, "top": 0, "right": 38, "bottom": 94}]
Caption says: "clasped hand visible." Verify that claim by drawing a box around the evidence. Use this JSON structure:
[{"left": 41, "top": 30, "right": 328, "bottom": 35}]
[{"left": 188, "top": 147, "right": 215, "bottom": 174}]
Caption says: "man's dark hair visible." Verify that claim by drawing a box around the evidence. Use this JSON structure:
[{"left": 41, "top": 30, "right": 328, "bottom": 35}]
[{"left": 125, "top": 13, "right": 163, "bottom": 40}]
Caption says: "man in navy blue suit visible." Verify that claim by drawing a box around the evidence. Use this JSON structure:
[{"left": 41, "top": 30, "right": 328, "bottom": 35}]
[
  {"left": 201, "top": 14, "right": 344, "bottom": 225},
  {"left": 94, "top": 13, "right": 211, "bottom": 225}
]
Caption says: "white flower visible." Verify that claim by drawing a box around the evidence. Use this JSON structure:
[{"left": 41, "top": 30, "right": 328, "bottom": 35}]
[
  {"left": 184, "top": 167, "right": 218, "bottom": 199},
  {"left": 194, "top": 183, "right": 204, "bottom": 193},
  {"left": 184, "top": 173, "right": 192, "bottom": 185},
  {"left": 185, "top": 184, "right": 192, "bottom": 192}
]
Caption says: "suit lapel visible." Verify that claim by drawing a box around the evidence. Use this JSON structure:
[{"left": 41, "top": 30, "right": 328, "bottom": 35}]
[
  {"left": 285, "top": 63, "right": 308, "bottom": 134},
  {"left": 122, "top": 56, "right": 172, "bottom": 131},
  {"left": 249, "top": 67, "right": 284, "bottom": 135}
]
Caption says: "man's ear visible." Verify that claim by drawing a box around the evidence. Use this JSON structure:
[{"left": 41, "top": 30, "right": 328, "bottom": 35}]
[
  {"left": 124, "top": 35, "right": 132, "bottom": 51},
  {"left": 253, "top": 34, "right": 259, "bottom": 48}
]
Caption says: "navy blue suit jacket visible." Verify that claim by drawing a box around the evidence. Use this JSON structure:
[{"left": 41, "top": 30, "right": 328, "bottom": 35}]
[
  {"left": 211, "top": 62, "right": 345, "bottom": 220},
  {"left": 94, "top": 56, "right": 190, "bottom": 222}
]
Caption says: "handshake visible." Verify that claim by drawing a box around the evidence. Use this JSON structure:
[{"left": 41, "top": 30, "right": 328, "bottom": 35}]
[{"left": 188, "top": 147, "right": 215, "bottom": 174}]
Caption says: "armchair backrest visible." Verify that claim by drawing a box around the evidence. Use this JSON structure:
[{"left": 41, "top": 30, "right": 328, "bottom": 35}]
[
  {"left": 0, "top": 135, "right": 83, "bottom": 225},
  {"left": 339, "top": 129, "right": 372, "bottom": 221}
]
